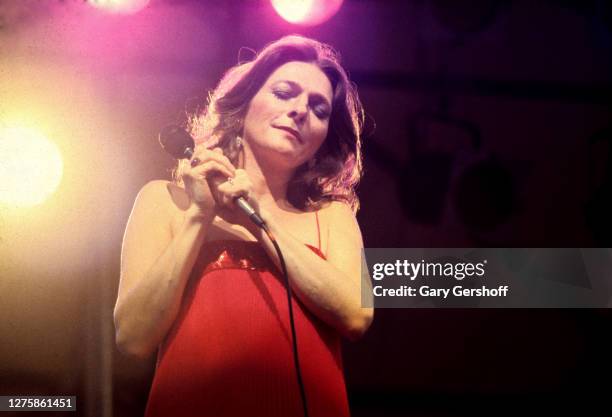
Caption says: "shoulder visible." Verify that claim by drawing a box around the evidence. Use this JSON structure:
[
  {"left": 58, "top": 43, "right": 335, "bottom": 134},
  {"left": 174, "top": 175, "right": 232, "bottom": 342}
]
[
  {"left": 324, "top": 200, "right": 356, "bottom": 217},
  {"left": 322, "top": 200, "right": 359, "bottom": 228},
  {"left": 136, "top": 180, "right": 169, "bottom": 202},
  {"left": 320, "top": 200, "right": 363, "bottom": 247},
  {"left": 129, "top": 180, "right": 189, "bottom": 236},
  {"left": 130, "top": 180, "right": 191, "bottom": 231},
  {"left": 135, "top": 180, "right": 189, "bottom": 212}
]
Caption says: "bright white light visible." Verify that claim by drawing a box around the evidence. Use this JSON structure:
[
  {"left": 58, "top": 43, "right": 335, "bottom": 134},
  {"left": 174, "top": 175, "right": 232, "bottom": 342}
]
[
  {"left": 272, "top": 0, "right": 314, "bottom": 23},
  {"left": 271, "top": 0, "right": 344, "bottom": 26},
  {"left": 88, "top": 0, "right": 150, "bottom": 15},
  {"left": 0, "top": 126, "right": 63, "bottom": 207}
]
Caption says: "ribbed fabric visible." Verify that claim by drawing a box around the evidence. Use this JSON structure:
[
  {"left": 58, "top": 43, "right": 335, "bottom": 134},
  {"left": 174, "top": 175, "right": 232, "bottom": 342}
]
[{"left": 144, "top": 239, "right": 350, "bottom": 417}]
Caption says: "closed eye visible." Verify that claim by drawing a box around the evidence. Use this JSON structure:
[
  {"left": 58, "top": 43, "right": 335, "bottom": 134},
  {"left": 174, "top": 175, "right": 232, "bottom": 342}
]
[
  {"left": 310, "top": 98, "right": 331, "bottom": 119},
  {"left": 272, "top": 89, "right": 292, "bottom": 100},
  {"left": 313, "top": 105, "right": 330, "bottom": 119},
  {"left": 272, "top": 83, "right": 331, "bottom": 119}
]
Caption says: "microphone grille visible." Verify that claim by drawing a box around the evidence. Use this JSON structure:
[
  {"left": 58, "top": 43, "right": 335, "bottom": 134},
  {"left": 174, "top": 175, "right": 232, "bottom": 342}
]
[{"left": 159, "top": 125, "right": 195, "bottom": 159}]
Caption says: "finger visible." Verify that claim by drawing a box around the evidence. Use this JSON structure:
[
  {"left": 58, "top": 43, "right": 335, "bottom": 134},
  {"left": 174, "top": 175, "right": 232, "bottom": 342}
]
[
  {"left": 217, "top": 180, "right": 250, "bottom": 202},
  {"left": 191, "top": 160, "right": 234, "bottom": 180},
  {"left": 191, "top": 148, "right": 236, "bottom": 175},
  {"left": 189, "top": 144, "right": 206, "bottom": 165},
  {"left": 232, "top": 170, "right": 253, "bottom": 192},
  {"left": 190, "top": 143, "right": 208, "bottom": 162},
  {"left": 228, "top": 170, "right": 249, "bottom": 188},
  {"left": 202, "top": 161, "right": 234, "bottom": 180},
  {"left": 193, "top": 147, "right": 224, "bottom": 159},
  {"left": 233, "top": 168, "right": 248, "bottom": 179},
  {"left": 224, "top": 190, "right": 249, "bottom": 208}
]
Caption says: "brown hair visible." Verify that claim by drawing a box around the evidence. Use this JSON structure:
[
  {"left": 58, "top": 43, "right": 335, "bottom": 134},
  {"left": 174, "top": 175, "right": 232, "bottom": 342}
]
[{"left": 177, "top": 35, "right": 364, "bottom": 212}]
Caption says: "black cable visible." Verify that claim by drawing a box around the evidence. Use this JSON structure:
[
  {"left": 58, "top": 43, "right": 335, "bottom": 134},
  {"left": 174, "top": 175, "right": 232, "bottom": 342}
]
[{"left": 262, "top": 223, "right": 309, "bottom": 417}]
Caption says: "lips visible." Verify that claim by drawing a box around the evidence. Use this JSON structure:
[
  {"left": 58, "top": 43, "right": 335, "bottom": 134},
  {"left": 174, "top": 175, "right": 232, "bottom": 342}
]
[{"left": 274, "top": 126, "right": 302, "bottom": 143}]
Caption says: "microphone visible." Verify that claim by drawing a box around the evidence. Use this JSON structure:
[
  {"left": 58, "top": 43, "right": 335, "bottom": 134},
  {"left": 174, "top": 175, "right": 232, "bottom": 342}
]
[{"left": 159, "top": 125, "right": 267, "bottom": 229}]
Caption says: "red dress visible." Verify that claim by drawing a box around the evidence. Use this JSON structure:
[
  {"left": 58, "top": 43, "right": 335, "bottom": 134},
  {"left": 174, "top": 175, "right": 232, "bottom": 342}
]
[{"left": 144, "top": 213, "right": 350, "bottom": 417}]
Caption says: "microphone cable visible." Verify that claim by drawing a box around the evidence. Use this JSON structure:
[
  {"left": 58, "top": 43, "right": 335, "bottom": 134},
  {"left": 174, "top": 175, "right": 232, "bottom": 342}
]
[{"left": 260, "top": 223, "right": 309, "bottom": 417}]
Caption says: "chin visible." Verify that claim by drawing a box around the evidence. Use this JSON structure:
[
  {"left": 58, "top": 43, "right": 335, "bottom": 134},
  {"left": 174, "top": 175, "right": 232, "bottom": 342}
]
[{"left": 271, "top": 149, "right": 307, "bottom": 170}]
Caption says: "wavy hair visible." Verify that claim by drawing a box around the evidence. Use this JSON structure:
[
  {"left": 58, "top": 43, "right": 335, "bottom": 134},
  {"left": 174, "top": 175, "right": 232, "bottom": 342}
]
[{"left": 176, "top": 35, "right": 364, "bottom": 212}]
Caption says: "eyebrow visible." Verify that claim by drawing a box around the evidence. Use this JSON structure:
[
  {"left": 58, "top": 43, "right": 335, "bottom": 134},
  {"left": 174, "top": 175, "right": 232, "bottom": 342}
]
[{"left": 273, "top": 80, "right": 332, "bottom": 109}]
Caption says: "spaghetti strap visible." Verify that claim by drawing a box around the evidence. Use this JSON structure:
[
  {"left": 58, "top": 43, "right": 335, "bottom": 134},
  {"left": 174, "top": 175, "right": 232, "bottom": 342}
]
[{"left": 315, "top": 211, "right": 321, "bottom": 252}]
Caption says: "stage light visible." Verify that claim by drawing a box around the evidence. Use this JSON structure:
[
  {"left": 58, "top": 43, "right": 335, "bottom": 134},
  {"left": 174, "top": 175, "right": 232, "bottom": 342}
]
[
  {"left": 87, "top": 0, "right": 150, "bottom": 15},
  {"left": 271, "top": 0, "right": 343, "bottom": 26},
  {"left": 0, "top": 126, "right": 63, "bottom": 207}
]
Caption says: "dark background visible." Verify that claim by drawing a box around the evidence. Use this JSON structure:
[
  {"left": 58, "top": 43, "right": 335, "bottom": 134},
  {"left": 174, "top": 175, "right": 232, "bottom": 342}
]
[{"left": 1, "top": 0, "right": 611, "bottom": 416}]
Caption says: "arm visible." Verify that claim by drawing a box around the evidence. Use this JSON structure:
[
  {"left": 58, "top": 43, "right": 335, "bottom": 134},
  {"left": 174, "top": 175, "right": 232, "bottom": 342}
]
[
  {"left": 113, "top": 180, "right": 214, "bottom": 359},
  {"left": 253, "top": 201, "right": 374, "bottom": 341}
]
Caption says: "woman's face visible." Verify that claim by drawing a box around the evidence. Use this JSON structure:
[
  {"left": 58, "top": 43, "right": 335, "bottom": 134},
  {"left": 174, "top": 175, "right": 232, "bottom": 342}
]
[{"left": 242, "top": 61, "right": 333, "bottom": 170}]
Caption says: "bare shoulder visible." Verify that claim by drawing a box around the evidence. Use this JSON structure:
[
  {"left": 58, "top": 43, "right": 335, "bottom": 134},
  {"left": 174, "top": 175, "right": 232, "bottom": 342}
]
[
  {"left": 136, "top": 180, "right": 184, "bottom": 207},
  {"left": 325, "top": 200, "right": 355, "bottom": 216},
  {"left": 325, "top": 201, "right": 360, "bottom": 231},
  {"left": 134, "top": 180, "right": 189, "bottom": 218},
  {"left": 320, "top": 201, "right": 363, "bottom": 251}
]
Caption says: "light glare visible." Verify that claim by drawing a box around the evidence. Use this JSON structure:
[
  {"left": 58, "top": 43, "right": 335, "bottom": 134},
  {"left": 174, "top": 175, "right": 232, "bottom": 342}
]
[
  {"left": 271, "top": 0, "right": 343, "bottom": 26},
  {"left": 88, "top": 0, "right": 150, "bottom": 14},
  {"left": 0, "top": 126, "right": 63, "bottom": 207}
]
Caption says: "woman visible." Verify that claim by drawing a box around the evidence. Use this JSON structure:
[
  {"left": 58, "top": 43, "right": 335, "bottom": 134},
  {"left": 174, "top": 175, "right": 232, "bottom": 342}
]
[{"left": 114, "top": 35, "right": 374, "bottom": 417}]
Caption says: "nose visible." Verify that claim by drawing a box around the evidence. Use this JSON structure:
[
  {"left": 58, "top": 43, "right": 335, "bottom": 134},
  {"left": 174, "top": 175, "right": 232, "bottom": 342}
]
[{"left": 287, "top": 96, "right": 308, "bottom": 125}]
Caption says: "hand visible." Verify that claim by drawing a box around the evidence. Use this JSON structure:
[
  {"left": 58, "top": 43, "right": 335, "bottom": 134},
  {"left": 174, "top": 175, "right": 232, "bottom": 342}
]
[
  {"left": 183, "top": 147, "right": 236, "bottom": 218},
  {"left": 214, "top": 169, "right": 260, "bottom": 231}
]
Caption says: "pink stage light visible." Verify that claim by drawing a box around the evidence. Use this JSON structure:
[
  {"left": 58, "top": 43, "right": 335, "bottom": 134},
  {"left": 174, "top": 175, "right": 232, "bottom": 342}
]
[
  {"left": 88, "top": 0, "right": 150, "bottom": 15},
  {"left": 271, "top": 0, "right": 344, "bottom": 26}
]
